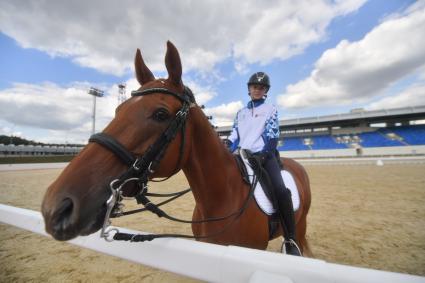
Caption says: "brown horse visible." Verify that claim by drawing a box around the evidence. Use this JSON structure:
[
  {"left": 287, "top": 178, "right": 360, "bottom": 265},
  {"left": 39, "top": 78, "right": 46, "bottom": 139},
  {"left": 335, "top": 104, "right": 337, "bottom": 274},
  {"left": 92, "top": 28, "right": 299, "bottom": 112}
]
[{"left": 41, "top": 41, "right": 312, "bottom": 256}]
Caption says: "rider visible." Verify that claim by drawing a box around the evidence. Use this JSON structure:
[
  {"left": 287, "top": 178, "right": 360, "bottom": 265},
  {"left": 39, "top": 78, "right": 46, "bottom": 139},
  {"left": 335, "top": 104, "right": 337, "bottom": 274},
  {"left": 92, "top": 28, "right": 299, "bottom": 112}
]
[{"left": 227, "top": 72, "right": 301, "bottom": 256}]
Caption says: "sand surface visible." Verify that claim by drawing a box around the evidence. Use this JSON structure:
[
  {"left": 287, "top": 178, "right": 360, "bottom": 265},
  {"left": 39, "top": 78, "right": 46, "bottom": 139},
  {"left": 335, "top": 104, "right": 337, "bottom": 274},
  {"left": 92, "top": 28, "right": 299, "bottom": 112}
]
[{"left": 1, "top": 163, "right": 424, "bottom": 282}]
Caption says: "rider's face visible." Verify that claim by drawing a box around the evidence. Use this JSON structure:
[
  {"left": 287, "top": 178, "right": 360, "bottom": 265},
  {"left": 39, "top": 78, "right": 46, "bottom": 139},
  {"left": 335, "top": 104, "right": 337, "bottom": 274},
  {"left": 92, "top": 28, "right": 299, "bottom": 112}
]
[{"left": 249, "top": 84, "right": 267, "bottom": 100}]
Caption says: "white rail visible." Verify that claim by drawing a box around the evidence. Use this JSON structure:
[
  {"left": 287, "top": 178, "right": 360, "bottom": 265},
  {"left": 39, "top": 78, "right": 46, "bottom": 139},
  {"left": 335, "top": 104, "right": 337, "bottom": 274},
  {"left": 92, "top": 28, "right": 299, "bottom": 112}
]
[{"left": 1, "top": 204, "right": 424, "bottom": 283}]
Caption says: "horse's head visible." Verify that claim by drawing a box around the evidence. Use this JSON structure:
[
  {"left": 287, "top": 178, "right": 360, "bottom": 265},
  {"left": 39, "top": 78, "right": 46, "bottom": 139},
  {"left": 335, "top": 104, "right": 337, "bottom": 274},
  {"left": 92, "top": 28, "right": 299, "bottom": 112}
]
[{"left": 41, "top": 41, "right": 194, "bottom": 241}]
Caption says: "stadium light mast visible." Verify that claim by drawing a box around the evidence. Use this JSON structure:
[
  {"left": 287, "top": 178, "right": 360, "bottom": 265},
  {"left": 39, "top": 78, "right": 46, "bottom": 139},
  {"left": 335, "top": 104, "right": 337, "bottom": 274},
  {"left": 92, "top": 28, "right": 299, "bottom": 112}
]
[
  {"left": 88, "top": 87, "right": 104, "bottom": 135},
  {"left": 118, "top": 83, "right": 127, "bottom": 106}
]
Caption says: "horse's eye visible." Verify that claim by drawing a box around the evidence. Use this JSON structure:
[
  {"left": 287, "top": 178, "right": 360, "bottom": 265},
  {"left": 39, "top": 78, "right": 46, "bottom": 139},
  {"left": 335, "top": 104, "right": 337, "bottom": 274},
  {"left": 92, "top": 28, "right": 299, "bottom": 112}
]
[{"left": 152, "top": 108, "right": 170, "bottom": 122}]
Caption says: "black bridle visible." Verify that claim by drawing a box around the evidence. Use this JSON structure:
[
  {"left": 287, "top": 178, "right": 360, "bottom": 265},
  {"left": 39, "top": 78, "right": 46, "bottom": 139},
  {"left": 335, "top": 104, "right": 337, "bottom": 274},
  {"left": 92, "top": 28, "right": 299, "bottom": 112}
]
[
  {"left": 90, "top": 86, "right": 194, "bottom": 183},
  {"left": 88, "top": 85, "right": 258, "bottom": 243}
]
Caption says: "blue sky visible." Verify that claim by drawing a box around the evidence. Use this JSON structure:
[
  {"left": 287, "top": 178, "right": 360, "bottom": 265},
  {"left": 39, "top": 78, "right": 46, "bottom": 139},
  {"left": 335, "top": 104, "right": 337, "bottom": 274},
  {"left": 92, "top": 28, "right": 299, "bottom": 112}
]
[{"left": 0, "top": 0, "right": 424, "bottom": 144}]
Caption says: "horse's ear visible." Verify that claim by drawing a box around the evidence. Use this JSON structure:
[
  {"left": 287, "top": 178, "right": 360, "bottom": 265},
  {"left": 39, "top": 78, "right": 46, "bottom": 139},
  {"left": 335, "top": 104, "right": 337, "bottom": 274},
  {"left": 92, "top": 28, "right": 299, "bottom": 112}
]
[
  {"left": 135, "top": 48, "right": 155, "bottom": 86},
  {"left": 165, "top": 41, "right": 182, "bottom": 86}
]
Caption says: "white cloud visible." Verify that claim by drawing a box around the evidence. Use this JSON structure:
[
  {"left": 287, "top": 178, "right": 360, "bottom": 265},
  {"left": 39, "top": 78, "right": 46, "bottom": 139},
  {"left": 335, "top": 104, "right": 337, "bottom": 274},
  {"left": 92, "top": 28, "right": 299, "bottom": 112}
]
[
  {"left": 183, "top": 80, "right": 217, "bottom": 106},
  {"left": 0, "top": 0, "right": 365, "bottom": 76},
  {"left": 233, "top": 0, "right": 366, "bottom": 66},
  {"left": 0, "top": 82, "right": 118, "bottom": 143},
  {"left": 204, "top": 101, "right": 244, "bottom": 126},
  {"left": 0, "top": 83, "right": 89, "bottom": 130},
  {"left": 417, "top": 65, "right": 425, "bottom": 81},
  {"left": 278, "top": 2, "right": 425, "bottom": 109},
  {"left": 367, "top": 83, "right": 425, "bottom": 110},
  {"left": 0, "top": 77, "right": 219, "bottom": 143},
  {"left": 0, "top": 125, "right": 22, "bottom": 138}
]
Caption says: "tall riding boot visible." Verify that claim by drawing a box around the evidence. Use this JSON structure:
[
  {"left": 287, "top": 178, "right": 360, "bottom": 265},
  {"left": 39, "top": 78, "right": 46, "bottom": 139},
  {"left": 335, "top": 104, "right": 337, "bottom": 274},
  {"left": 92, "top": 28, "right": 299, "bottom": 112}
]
[
  {"left": 277, "top": 188, "right": 302, "bottom": 256},
  {"left": 262, "top": 151, "right": 302, "bottom": 256}
]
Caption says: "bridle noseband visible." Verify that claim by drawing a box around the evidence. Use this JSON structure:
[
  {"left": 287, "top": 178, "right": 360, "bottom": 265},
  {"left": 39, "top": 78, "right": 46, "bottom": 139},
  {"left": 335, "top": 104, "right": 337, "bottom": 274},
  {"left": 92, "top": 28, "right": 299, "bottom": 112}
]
[{"left": 89, "top": 85, "right": 195, "bottom": 241}]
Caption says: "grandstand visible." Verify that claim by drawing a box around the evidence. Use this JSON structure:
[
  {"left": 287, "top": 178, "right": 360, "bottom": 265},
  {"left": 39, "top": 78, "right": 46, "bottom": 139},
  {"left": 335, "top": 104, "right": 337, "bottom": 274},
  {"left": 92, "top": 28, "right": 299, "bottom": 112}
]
[
  {"left": 217, "top": 105, "right": 425, "bottom": 158},
  {"left": 0, "top": 144, "right": 83, "bottom": 157}
]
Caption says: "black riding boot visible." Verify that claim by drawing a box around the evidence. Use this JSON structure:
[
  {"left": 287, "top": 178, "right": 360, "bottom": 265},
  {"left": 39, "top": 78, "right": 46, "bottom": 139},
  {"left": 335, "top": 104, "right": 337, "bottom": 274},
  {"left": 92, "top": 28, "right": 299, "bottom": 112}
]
[
  {"left": 262, "top": 153, "right": 301, "bottom": 256},
  {"left": 276, "top": 188, "right": 301, "bottom": 256}
]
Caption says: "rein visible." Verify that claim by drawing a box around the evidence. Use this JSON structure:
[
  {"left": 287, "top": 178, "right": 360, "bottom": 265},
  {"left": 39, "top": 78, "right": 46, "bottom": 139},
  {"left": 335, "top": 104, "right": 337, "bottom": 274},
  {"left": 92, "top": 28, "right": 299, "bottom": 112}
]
[{"left": 88, "top": 85, "right": 257, "bottom": 243}]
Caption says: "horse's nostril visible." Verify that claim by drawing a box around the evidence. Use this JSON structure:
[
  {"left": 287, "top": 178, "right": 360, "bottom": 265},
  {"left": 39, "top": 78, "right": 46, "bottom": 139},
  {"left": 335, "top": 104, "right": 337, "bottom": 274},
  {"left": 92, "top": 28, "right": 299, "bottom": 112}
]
[{"left": 52, "top": 197, "right": 74, "bottom": 234}]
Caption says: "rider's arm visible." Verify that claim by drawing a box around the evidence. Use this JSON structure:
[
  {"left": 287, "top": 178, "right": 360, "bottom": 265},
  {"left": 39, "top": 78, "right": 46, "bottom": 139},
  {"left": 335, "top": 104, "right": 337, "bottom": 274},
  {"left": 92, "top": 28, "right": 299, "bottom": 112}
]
[
  {"left": 261, "top": 106, "right": 279, "bottom": 156},
  {"left": 227, "top": 111, "right": 240, "bottom": 152}
]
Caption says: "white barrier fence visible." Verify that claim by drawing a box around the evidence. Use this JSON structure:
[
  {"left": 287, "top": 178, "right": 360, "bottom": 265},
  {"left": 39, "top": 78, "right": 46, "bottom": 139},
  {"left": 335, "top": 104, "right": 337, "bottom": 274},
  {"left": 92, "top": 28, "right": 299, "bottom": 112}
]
[
  {"left": 1, "top": 204, "right": 424, "bottom": 283},
  {"left": 280, "top": 145, "right": 425, "bottom": 159}
]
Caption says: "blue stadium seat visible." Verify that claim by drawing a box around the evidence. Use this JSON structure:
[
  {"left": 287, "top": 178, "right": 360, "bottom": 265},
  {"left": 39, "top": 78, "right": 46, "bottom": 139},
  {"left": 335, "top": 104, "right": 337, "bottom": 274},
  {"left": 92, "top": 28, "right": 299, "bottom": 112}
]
[
  {"left": 387, "top": 125, "right": 425, "bottom": 145},
  {"left": 277, "top": 125, "right": 425, "bottom": 152},
  {"left": 310, "top": 135, "right": 347, "bottom": 150},
  {"left": 358, "top": 131, "right": 403, "bottom": 147},
  {"left": 278, "top": 137, "right": 309, "bottom": 151}
]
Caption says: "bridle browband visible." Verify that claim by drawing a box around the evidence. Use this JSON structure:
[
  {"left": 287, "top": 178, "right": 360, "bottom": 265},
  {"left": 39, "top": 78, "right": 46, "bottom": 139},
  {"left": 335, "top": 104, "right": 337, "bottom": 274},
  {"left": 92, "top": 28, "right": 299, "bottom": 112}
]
[{"left": 88, "top": 85, "right": 258, "bottom": 243}]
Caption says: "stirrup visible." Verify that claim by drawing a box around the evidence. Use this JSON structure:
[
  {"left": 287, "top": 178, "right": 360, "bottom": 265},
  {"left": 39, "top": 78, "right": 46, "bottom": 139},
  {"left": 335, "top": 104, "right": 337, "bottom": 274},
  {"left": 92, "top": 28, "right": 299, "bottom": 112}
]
[{"left": 281, "top": 238, "right": 302, "bottom": 256}]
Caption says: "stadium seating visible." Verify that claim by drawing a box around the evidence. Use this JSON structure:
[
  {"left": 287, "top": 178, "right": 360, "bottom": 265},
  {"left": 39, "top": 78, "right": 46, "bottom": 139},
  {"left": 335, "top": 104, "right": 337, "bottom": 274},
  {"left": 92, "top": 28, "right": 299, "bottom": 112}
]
[
  {"left": 310, "top": 135, "right": 347, "bottom": 150},
  {"left": 358, "top": 131, "right": 403, "bottom": 147},
  {"left": 278, "top": 137, "right": 309, "bottom": 151},
  {"left": 278, "top": 125, "right": 425, "bottom": 151},
  {"left": 387, "top": 125, "right": 425, "bottom": 145}
]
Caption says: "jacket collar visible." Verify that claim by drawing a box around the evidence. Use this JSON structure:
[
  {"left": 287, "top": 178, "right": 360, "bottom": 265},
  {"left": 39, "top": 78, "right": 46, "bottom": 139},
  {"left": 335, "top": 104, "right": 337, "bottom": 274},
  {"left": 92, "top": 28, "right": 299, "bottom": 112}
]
[{"left": 247, "top": 99, "right": 265, "bottom": 109}]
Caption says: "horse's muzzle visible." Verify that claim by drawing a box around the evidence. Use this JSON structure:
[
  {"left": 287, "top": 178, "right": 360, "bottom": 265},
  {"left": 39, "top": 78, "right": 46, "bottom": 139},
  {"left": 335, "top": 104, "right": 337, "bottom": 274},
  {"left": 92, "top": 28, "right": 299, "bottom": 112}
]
[{"left": 44, "top": 197, "right": 78, "bottom": 241}]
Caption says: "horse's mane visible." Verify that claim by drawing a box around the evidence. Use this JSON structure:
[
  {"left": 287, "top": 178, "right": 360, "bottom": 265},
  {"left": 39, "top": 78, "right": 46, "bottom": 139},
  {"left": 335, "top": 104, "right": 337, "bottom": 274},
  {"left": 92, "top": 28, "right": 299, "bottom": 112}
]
[{"left": 184, "top": 85, "right": 196, "bottom": 104}]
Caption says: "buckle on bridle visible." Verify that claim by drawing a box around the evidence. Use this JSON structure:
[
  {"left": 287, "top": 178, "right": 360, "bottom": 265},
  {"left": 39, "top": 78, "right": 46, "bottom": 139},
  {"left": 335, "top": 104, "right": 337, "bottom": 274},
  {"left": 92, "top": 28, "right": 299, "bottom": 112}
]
[
  {"left": 148, "top": 161, "right": 155, "bottom": 173},
  {"left": 103, "top": 227, "right": 119, "bottom": 242},
  {"left": 176, "top": 107, "right": 188, "bottom": 119},
  {"left": 132, "top": 159, "right": 141, "bottom": 171}
]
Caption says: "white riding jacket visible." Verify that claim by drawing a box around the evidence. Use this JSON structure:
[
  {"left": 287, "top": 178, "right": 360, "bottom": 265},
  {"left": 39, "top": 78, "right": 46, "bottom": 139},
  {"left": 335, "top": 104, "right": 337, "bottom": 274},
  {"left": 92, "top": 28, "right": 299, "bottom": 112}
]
[{"left": 228, "top": 100, "right": 280, "bottom": 153}]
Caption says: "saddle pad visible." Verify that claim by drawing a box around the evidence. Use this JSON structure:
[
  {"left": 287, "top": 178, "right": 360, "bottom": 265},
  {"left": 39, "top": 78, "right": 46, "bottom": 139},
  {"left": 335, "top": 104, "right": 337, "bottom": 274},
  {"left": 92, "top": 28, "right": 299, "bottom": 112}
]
[{"left": 240, "top": 154, "right": 300, "bottom": 215}]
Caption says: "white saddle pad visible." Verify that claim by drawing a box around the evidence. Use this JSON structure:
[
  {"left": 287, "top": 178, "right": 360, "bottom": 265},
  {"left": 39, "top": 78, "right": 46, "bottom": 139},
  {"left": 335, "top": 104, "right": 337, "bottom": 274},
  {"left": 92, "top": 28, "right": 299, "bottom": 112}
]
[{"left": 239, "top": 152, "right": 300, "bottom": 215}]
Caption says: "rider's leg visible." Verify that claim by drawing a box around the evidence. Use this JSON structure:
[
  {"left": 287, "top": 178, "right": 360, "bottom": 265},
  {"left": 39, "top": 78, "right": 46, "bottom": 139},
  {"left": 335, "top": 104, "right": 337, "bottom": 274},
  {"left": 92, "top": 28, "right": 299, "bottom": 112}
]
[{"left": 263, "top": 153, "right": 301, "bottom": 256}]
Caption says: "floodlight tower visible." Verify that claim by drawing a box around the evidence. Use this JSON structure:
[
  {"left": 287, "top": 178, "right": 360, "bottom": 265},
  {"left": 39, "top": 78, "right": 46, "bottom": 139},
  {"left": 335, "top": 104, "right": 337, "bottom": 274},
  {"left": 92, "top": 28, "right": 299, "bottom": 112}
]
[
  {"left": 88, "top": 87, "right": 104, "bottom": 135},
  {"left": 118, "top": 83, "right": 127, "bottom": 105}
]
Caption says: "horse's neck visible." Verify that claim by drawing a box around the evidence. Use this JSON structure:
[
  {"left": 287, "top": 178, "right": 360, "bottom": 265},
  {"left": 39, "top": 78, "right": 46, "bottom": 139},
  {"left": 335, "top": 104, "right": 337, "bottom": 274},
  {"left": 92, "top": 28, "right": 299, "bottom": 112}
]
[{"left": 182, "top": 107, "right": 242, "bottom": 212}]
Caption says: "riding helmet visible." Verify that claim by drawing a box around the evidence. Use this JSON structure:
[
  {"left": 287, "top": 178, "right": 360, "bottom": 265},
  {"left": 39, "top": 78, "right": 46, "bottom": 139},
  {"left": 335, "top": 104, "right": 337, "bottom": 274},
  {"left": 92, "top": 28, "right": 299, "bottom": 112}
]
[{"left": 247, "top": 72, "right": 270, "bottom": 93}]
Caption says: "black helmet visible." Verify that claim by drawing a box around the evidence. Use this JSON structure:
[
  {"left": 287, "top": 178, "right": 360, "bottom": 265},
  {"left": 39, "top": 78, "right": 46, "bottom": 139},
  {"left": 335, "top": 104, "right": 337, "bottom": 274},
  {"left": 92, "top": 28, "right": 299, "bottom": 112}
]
[{"left": 247, "top": 72, "right": 270, "bottom": 93}]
